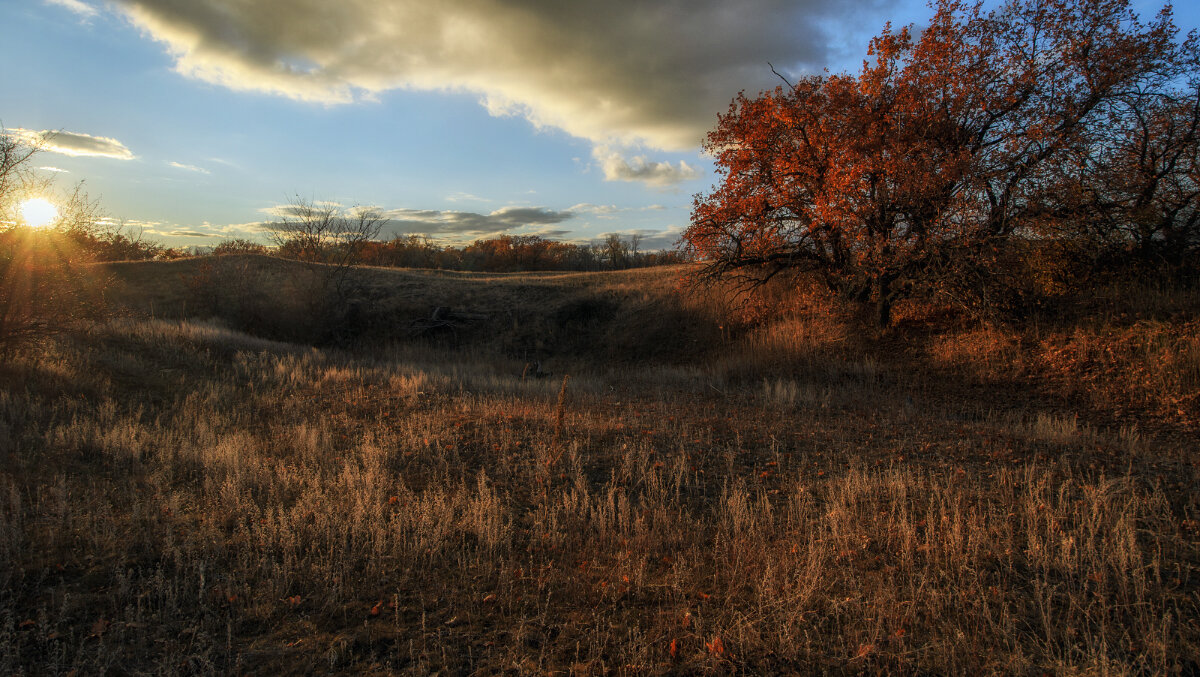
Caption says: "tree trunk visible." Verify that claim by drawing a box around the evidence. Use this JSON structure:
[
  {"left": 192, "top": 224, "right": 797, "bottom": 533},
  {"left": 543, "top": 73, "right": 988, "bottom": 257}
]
[
  {"left": 876, "top": 294, "right": 892, "bottom": 329},
  {"left": 874, "top": 276, "right": 893, "bottom": 329}
]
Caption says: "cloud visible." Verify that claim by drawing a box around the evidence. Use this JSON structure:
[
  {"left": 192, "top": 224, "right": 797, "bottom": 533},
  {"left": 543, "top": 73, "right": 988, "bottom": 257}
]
[
  {"left": 253, "top": 201, "right": 573, "bottom": 240},
  {"left": 638, "top": 226, "right": 686, "bottom": 251},
  {"left": 7, "top": 128, "right": 135, "bottom": 159},
  {"left": 257, "top": 201, "right": 343, "bottom": 219},
  {"left": 445, "top": 192, "right": 491, "bottom": 203},
  {"left": 168, "top": 161, "right": 210, "bottom": 174},
  {"left": 381, "top": 205, "right": 574, "bottom": 238},
  {"left": 206, "top": 157, "right": 240, "bottom": 168},
  {"left": 92, "top": 217, "right": 179, "bottom": 239},
  {"left": 109, "top": 0, "right": 893, "bottom": 152},
  {"left": 38, "top": 166, "right": 70, "bottom": 173},
  {"left": 595, "top": 226, "right": 684, "bottom": 251},
  {"left": 592, "top": 146, "right": 699, "bottom": 185},
  {"left": 44, "top": 0, "right": 98, "bottom": 18},
  {"left": 568, "top": 203, "right": 670, "bottom": 218},
  {"left": 204, "top": 221, "right": 274, "bottom": 237},
  {"left": 522, "top": 228, "right": 571, "bottom": 240},
  {"left": 167, "top": 230, "right": 217, "bottom": 238},
  {"left": 568, "top": 203, "right": 622, "bottom": 217}
]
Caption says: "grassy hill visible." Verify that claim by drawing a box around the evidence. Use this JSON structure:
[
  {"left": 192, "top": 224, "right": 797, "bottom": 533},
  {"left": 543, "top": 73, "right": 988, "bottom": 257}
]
[
  {"left": 105, "top": 256, "right": 725, "bottom": 364},
  {"left": 0, "top": 258, "right": 1196, "bottom": 673}
]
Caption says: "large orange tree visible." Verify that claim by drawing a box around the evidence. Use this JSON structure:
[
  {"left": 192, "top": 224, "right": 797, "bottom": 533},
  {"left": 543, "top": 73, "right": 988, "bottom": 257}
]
[{"left": 685, "top": 0, "right": 1195, "bottom": 326}]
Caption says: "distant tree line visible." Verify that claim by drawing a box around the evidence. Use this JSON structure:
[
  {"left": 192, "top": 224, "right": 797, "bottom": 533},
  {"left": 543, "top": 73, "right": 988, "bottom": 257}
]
[
  {"left": 206, "top": 231, "right": 687, "bottom": 272},
  {"left": 358, "top": 233, "right": 685, "bottom": 272}
]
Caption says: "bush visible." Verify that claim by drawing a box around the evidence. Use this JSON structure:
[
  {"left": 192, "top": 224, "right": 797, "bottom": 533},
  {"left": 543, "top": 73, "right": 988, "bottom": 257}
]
[
  {"left": 0, "top": 227, "right": 109, "bottom": 354},
  {"left": 211, "top": 238, "right": 268, "bottom": 256},
  {"left": 0, "top": 131, "right": 109, "bottom": 352}
]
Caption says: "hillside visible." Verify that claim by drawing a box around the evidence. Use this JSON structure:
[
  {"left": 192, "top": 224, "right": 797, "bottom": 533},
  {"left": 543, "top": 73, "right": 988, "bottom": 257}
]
[
  {"left": 0, "top": 258, "right": 1196, "bottom": 673},
  {"left": 104, "top": 256, "right": 722, "bottom": 364}
]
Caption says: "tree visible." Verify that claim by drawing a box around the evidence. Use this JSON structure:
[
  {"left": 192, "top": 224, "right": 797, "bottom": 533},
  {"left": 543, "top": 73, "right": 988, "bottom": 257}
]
[
  {"left": 211, "top": 238, "right": 269, "bottom": 256},
  {"left": 685, "top": 0, "right": 1194, "bottom": 326},
  {"left": 268, "top": 195, "right": 387, "bottom": 296},
  {"left": 0, "top": 130, "right": 107, "bottom": 352},
  {"left": 1055, "top": 81, "right": 1200, "bottom": 271},
  {"left": 258, "top": 196, "right": 388, "bottom": 342},
  {"left": 603, "top": 233, "right": 629, "bottom": 269},
  {"left": 0, "top": 130, "right": 38, "bottom": 225},
  {"left": 269, "top": 196, "right": 386, "bottom": 267}
]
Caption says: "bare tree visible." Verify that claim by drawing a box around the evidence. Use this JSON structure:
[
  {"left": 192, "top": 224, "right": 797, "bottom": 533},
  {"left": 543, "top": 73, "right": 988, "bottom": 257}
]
[
  {"left": 0, "top": 131, "right": 38, "bottom": 223},
  {"left": 264, "top": 195, "right": 389, "bottom": 343},
  {"left": 268, "top": 195, "right": 386, "bottom": 268},
  {"left": 603, "top": 233, "right": 627, "bottom": 269},
  {"left": 0, "top": 129, "right": 107, "bottom": 353},
  {"left": 628, "top": 232, "right": 643, "bottom": 263}
]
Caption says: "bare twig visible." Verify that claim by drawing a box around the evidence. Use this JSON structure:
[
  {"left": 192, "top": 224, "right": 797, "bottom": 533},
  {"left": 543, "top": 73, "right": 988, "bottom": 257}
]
[{"left": 768, "top": 61, "right": 796, "bottom": 90}]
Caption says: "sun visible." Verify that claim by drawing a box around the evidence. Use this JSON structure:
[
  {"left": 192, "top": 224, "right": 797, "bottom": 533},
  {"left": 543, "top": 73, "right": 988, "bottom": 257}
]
[{"left": 19, "top": 198, "right": 59, "bottom": 228}]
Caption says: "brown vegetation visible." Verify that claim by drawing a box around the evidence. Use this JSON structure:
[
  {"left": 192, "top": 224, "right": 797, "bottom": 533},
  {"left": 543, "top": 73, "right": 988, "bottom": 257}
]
[
  {"left": 2, "top": 1, "right": 1197, "bottom": 669},
  {"left": 0, "top": 256, "right": 1196, "bottom": 674}
]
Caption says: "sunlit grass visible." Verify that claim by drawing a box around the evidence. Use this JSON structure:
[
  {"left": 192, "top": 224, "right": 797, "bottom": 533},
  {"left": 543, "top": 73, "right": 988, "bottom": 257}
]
[{"left": 0, "top": 264, "right": 1196, "bottom": 673}]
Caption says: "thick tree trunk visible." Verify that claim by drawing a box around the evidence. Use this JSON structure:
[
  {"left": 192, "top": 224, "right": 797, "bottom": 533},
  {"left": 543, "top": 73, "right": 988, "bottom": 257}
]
[
  {"left": 876, "top": 294, "right": 893, "bottom": 329},
  {"left": 874, "top": 276, "right": 893, "bottom": 329}
]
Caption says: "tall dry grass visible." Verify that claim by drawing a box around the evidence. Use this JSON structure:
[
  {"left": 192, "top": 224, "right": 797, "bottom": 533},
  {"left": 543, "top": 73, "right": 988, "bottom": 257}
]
[{"left": 1, "top": 309, "right": 1196, "bottom": 673}]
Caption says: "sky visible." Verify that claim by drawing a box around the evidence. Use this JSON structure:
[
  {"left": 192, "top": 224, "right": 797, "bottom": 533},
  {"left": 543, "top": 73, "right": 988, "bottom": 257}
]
[{"left": 3, "top": 0, "right": 1197, "bottom": 250}]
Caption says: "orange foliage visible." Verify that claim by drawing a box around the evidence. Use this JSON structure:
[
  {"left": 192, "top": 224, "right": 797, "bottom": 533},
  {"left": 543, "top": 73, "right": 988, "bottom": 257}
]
[
  {"left": 685, "top": 0, "right": 1195, "bottom": 326},
  {"left": 705, "top": 635, "right": 726, "bottom": 657}
]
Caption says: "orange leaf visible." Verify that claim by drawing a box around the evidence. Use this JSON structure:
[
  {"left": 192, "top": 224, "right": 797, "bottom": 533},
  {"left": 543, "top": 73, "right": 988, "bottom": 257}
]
[{"left": 705, "top": 636, "right": 725, "bottom": 656}]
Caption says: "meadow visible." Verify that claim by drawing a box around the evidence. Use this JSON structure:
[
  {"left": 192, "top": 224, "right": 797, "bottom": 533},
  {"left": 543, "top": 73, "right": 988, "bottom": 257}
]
[{"left": 0, "top": 256, "right": 1197, "bottom": 674}]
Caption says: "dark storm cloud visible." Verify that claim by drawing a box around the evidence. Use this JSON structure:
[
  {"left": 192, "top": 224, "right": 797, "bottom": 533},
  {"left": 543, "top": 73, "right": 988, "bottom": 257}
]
[
  {"left": 111, "top": 0, "right": 896, "bottom": 181},
  {"left": 381, "top": 205, "right": 574, "bottom": 237}
]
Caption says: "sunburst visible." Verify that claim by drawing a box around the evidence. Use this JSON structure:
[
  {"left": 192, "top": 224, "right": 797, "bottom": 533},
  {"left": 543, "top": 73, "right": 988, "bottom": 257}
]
[{"left": 19, "top": 198, "right": 59, "bottom": 228}]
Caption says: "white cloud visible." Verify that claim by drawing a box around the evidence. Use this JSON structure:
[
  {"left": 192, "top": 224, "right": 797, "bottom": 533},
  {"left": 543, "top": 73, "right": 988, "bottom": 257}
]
[
  {"left": 592, "top": 146, "right": 699, "bottom": 186},
  {"left": 568, "top": 203, "right": 622, "bottom": 216},
  {"left": 168, "top": 161, "right": 210, "bottom": 174},
  {"left": 445, "top": 191, "right": 491, "bottom": 203},
  {"left": 206, "top": 221, "right": 273, "bottom": 237},
  {"left": 7, "top": 128, "right": 135, "bottom": 159},
  {"left": 257, "top": 200, "right": 344, "bottom": 219},
  {"left": 568, "top": 203, "right": 671, "bottom": 217},
  {"left": 93, "top": 217, "right": 167, "bottom": 235},
  {"left": 44, "top": 0, "right": 98, "bottom": 18},
  {"left": 38, "top": 166, "right": 70, "bottom": 173},
  {"left": 109, "top": 0, "right": 891, "bottom": 152}
]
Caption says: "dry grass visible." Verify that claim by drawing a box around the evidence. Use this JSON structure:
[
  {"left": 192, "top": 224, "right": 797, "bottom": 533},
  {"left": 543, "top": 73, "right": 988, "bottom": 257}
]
[
  {"left": 929, "top": 316, "right": 1200, "bottom": 426},
  {"left": 0, "top": 263, "right": 1197, "bottom": 674}
]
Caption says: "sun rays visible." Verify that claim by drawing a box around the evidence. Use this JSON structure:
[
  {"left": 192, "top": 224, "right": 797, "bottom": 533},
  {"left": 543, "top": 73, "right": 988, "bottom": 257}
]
[{"left": 19, "top": 197, "right": 58, "bottom": 228}]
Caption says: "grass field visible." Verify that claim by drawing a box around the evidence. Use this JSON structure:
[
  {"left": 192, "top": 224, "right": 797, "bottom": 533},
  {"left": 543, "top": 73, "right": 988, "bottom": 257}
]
[{"left": 1, "top": 257, "right": 1197, "bottom": 674}]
